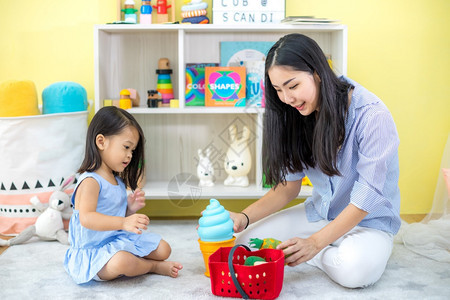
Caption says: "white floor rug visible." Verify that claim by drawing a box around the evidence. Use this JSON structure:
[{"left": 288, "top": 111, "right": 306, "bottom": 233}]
[{"left": 0, "top": 220, "right": 449, "bottom": 299}]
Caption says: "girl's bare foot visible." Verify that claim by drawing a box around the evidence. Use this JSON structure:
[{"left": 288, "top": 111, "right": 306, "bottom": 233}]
[{"left": 152, "top": 261, "right": 183, "bottom": 278}]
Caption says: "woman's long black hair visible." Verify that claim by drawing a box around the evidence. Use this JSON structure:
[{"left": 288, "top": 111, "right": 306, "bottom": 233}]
[
  {"left": 78, "top": 106, "right": 145, "bottom": 190},
  {"left": 263, "top": 33, "right": 352, "bottom": 187}
]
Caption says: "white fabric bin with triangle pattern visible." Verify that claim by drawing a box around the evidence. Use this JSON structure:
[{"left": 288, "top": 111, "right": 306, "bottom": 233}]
[{"left": 0, "top": 111, "right": 87, "bottom": 235}]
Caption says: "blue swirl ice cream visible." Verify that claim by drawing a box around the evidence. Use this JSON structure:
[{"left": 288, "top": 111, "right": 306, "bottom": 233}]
[{"left": 198, "top": 199, "right": 234, "bottom": 242}]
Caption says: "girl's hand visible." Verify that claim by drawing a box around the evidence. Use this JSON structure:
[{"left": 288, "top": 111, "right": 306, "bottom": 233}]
[
  {"left": 122, "top": 213, "right": 149, "bottom": 234},
  {"left": 229, "top": 211, "right": 248, "bottom": 233},
  {"left": 277, "top": 237, "right": 321, "bottom": 266},
  {"left": 127, "top": 188, "right": 146, "bottom": 214}
]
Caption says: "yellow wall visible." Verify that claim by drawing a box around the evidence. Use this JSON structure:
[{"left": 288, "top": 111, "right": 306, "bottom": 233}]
[
  {"left": 287, "top": 0, "right": 450, "bottom": 214},
  {"left": 1, "top": 0, "right": 449, "bottom": 214}
]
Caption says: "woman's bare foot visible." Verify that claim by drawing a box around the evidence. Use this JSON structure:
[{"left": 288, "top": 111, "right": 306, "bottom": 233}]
[{"left": 152, "top": 261, "right": 183, "bottom": 278}]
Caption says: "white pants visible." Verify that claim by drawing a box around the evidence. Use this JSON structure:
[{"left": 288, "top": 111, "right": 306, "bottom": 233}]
[{"left": 235, "top": 204, "right": 394, "bottom": 288}]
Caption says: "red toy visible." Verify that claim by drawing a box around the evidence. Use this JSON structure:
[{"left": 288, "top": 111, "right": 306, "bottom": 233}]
[
  {"left": 153, "top": 0, "right": 175, "bottom": 23},
  {"left": 209, "top": 245, "right": 285, "bottom": 299},
  {"left": 153, "top": 0, "right": 170, "bottom": 14}
]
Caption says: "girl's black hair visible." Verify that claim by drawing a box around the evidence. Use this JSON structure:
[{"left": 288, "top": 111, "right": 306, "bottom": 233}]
[
  {"left": 78, "top": 106, "right": 145, "bottom": 190},
  {"left": 263, "top": 33, "right": 352, "bottom": 187}
]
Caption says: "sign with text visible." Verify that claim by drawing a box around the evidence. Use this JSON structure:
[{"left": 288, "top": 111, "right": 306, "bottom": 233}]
[{"left": 213, "top": 0, "right": 285, "bottom": 25}]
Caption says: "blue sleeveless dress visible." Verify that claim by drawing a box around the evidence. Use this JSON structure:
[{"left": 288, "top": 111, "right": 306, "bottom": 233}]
[{"left": 63, "top": 172, "right": 162, "bottom": 284}]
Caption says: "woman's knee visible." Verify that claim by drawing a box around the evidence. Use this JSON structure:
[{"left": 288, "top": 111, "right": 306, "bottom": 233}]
[
  {"left": 333, "top": 257, "right": 386, "bottom": 288},
  {"left": 326, "top": 234, "right": 392, "bottom": 288}
]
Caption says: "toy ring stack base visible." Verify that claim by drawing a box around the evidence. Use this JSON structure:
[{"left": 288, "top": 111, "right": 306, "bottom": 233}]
[
  {"left": 181, "top": 1, "right": 209, "bottom": 24},
  {"left": 198, "top": 236, "right": 236, "bottom": 277}
]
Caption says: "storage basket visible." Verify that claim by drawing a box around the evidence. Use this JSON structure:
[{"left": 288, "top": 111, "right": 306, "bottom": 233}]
[
  {"left": 209, "top": 244, "right": 285, "bottom": 299},
  {"left": 0, "top": 111, "right": 87, "bottom": 234}
]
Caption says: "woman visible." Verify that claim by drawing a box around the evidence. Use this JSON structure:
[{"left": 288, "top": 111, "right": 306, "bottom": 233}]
[{"left": 231, "top": 33, "right": 400, "bottom": 288}]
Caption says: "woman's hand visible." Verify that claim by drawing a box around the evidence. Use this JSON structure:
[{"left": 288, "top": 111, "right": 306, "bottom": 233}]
[
  {"left": 277, "top": 237, "right": 322, "bottom": 266},
  {"left": 127, "top": 188, "right": 146, "bottom": 215},
  {"left": 122, "top": 213, "right": 149, "bottom": 234},
  {"left": 277, "top": 204, "right": 369, "bottom": 266},
  {"left": 229, "top": 211, "right": 248, "bottom": 233}
]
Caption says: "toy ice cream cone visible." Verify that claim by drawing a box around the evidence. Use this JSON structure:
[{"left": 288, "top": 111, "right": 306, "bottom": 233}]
[
  {"left": 198, "top": 198, "right": 235, "bottom": 277},
  {"left": 198, "top": 236, "right": 235, "bottom": 277}
]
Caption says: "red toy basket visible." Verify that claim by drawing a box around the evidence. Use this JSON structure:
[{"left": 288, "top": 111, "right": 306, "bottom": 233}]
[{"left": 208, "top": 244, "right": 285, "bottom": 299}]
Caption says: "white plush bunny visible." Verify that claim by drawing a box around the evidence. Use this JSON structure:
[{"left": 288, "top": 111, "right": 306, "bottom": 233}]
[
  {"left": 197, "top": 148, "right": 215, "bottom": 187},
  {"left": 0, "top": 175, "right": 75, "bottom": 246},
  {"left": 224, "top": 124, "right": 252, "bottom": 187}
]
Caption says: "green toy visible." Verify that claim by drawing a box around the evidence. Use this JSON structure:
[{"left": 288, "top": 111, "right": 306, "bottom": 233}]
[
  {"left": 249, "top": 237, "right": 291, "bottom": 265},
  {"left": 244, "top": 256, "right": 266, "bottom": 266},
  {"left": 249, "top": 237, "right": 282, "bottom": 250}
]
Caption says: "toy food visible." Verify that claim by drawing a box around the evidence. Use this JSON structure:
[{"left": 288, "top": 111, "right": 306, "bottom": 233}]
[
  {"left": 198, "top": 198, "right": 233, "bottom": 241},
  {"left": 198, "top": 198, "right": 235, "bottom": 277},
  {"left": 250, "top": 237, "right": 291, "bottom": 264},
  {"left": 244, "top": 255, "right": 267, "bottom": 266},
  {"left": 249, "top": 237, "right": 282, "bottom": 249}
]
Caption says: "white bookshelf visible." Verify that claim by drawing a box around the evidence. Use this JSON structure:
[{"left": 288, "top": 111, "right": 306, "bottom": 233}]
[{"left": 94, "top": 23, "right": 347, "bottom": 199}]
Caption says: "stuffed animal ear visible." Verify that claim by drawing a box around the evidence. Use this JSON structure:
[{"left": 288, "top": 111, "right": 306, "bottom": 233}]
[
  {"left": 229, "top": 124, "right": 237, "bottom": 143},
  {"left": 241, "top": 126, "right": 250, "bottom": 142},
  {"left": 59, "top": 174, "right": 76, "bottom": 191},
  {"left": 198, "top": 149, "right": 204, "bottom": 159}
]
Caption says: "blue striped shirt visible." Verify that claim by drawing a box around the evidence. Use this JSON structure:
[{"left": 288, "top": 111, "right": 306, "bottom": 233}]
[{"left": 286, "top": 76, "right": 401, "bottom": 234}]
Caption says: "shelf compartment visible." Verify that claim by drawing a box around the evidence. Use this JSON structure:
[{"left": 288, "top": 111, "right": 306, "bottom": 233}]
[{"left": 134, "top": 113, "right": 259, "bottom": 185}]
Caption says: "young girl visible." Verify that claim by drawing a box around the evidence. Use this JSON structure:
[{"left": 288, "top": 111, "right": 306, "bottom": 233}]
[
  {"left": 64, "top": 106, "right": 182, "bottom": 284},
  {"left": 230, "top": 34, "right": 400, "bottom": 288}
]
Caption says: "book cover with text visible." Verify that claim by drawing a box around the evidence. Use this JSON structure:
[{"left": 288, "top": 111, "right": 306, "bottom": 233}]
[
  {"left": 244, "top": 60, "right": 265, "bottom": 107},
  {"left": 205, "top": 66, "right": 246, "bottom": 107},
  {"left": 185, "top": 63, "right": 219, "bottom": 106}
]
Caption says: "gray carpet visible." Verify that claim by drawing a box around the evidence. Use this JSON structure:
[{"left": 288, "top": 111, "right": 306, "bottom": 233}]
[{"left": 0, "top": 220, "right": 449, "bottom": 299}]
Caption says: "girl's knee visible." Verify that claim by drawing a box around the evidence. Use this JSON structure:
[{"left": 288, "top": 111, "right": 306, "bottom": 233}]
[
  {"left": 99, "top": 251, "right": 136, "bottom": 279},
  {"left": 147, "top": 239, "right": 171, "bottom": 260},
  {"left": 159, "top": 239, "right": 172, "bottom": 258}
]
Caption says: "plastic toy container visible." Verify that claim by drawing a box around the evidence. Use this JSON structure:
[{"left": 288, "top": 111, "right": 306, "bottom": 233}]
[{"left": 209, "top": 244, "right": 285, "bottom": 299}]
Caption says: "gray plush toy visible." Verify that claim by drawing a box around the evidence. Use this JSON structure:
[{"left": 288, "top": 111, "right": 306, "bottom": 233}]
[{"left": 0, "top": 175, "right": 75, "bottom": 246}]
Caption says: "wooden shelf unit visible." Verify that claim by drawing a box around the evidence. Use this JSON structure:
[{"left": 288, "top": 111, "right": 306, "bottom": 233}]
[{"left": 94, "top": 23, "right": 347, "bottom": 199}]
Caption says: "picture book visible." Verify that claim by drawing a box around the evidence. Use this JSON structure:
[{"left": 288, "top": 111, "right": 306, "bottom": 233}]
[
  {"left": 185, "top": 63, "right": 219, "bottom": 106},
  {"left": 205, "top": 66, "right": 246, "bottom": 107},
  {"left": 243, "top": 60, "right": 265, "bottom": 107},
  {"left": 220, "top": 41, "right": 274, "bottom": 67}
]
